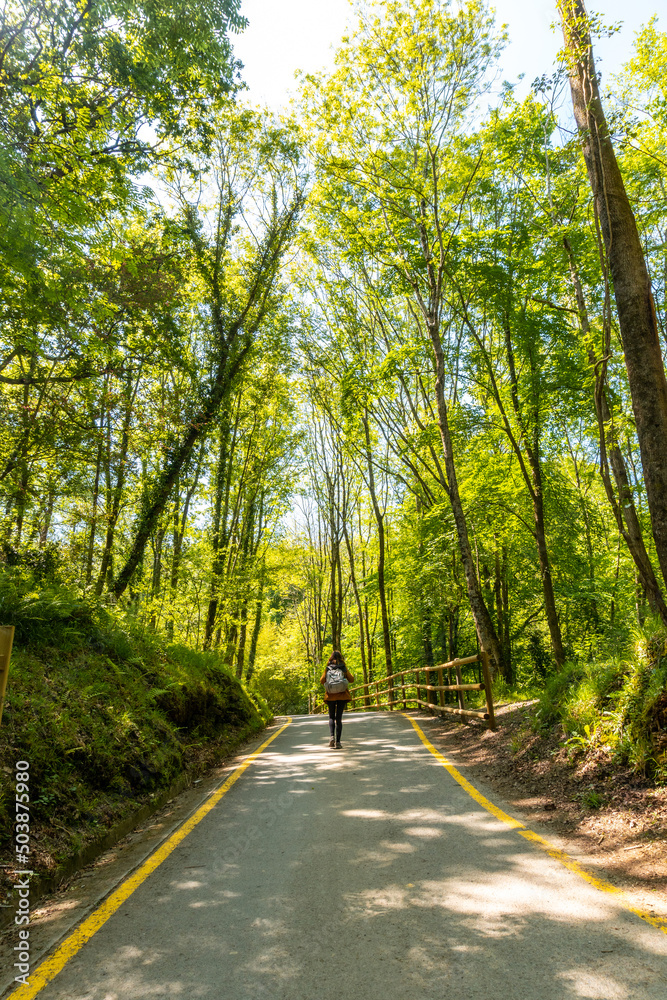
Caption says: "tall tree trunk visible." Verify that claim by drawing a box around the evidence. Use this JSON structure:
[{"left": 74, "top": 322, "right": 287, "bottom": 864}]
[
  {"left": 235, "top": 600, "right": 248, "bottom": 680},
  {"left": 85, "top": 411, "right": 104, "bottom": 585},
  {"left": 342, "top": 522, "right": 370, "bottom": 706},
  {"left": 13, "top": 357, "right": 37, "bottom": 548},
  {"left": 14, "top": 463, "right": 29, "bottom": 548},
  {"left": 602, "top": 425, "right": 667, "bottom": 624},
  {"left": 223, "top": 624, "right": 237, "bottom": 665},
  {"left": 531, "top": 474, "right": 565, "bottom": 666},
  {"left": 416, "top": 503, "right": 436, "bottom": 701},
  {"left": 95, "top": 375, "right": 139, "bottom": 596},
  {"left": 428, "top": 321, "right": 503, "bottom": 674},
  {"left": 166, "top": 442, "right": 205, "bottom": 639},
  {"left": 148, "top": 525, "right": 166, "bottom": 629},
  {"left": 95, "top": 409, "right": 116, "bottom": 596},
  {"left": 38, "top": 487, "right": 54, "bottom": 549},
  {"left": 245, "top": 562, "right": 265, "bottom": 684},
  {"left": 362, "top": 412, "right": 393, "bottom": 695},
  {"left": 559, "top": 0, "right": 667, "bottom": 588},
  {"left": 449, "top": 607, "right": 459, "bottom": 661},
  {"left": 205, "top": 408, "right": 235, "bottom": 648},
  {"left": 564, "top": 236, "right": 667, "bottom": 624},
  {"left": 359, "top": 518, "right": 375, "bottom": 683},
  {"left": 151, "top": 527, "right": 165, "bottom": 598},
  {"left": 329, "top": 514, "right": 341, "bottom": 649},
  {"left": 494, "top": 541, "right": 512, "bottom": 681},
  {"left": 336, "top": 532, "right": 344, "bottom": 648},
  {"left": 225, "top": 499, "right": 255, "bottom": 667}
]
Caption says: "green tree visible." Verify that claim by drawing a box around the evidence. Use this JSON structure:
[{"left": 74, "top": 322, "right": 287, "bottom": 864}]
[
  {"left": 302, "top": 0, "right": 506, "bottom": 671},
  {"left": 112, "top": 110, "right": 304, "bottom": 597}
]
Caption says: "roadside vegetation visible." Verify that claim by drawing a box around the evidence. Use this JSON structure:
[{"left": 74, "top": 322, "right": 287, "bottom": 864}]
[
  {"left": 0, "top": 566, "right": 269, "bottom": 910},
  {"left": 1, "top": 0, "right": 666, "bottom": 883},
  {"left": 535, "top": 627, "right": 667, "bottom": 783}
]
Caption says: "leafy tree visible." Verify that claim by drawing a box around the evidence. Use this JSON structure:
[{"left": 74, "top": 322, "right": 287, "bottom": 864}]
[
  {"left": 112, "top": 110, "right": 305, "bottom": 596},
  {"left": 558, "top": 0, "right": 667, "bottom": 590},
  {"left": 302, "top": 0, "right": 506, "bottom": 672}
]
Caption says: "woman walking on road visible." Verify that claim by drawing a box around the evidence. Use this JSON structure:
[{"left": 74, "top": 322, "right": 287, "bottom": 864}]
[{"left": 321, "top": 651, "right": 354, "bottom": 749}]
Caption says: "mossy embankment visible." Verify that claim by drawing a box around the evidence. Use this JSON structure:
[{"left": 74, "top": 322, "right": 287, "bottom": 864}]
[{"left": 0, "top": 576, "right": 271, "bottom": 909}]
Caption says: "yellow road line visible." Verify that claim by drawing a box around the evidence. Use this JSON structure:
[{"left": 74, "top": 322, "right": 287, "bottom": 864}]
[
  {"left": 8, "top": 720, "right": 292, "bottom": 999},
  {"left": 403, "top": 713, "right": 667, "bottom": 935}
]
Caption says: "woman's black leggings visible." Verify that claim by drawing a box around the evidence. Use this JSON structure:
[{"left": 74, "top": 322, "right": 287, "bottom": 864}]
[{"left": 327, "top": 700, "right": 345, "bottom": 741}]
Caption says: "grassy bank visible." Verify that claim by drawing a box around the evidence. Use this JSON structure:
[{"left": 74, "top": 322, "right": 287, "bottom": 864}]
[
  {"left": 457, "top": 625, "right": 667, "bottom": 786},
  {"left": 0, "top": 574, "right": 271, "bottom": 908},
  {"left": 535, "top": 630, "right": 667, "bottom": 782}
]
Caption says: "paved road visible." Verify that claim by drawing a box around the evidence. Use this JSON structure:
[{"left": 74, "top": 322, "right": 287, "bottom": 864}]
[{"left": 17, "top": 713, "right": 667, "bottom": 999}]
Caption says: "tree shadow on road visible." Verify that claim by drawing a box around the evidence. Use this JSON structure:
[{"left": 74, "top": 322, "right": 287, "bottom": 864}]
[{"left": 35, "top": 713, "right": 667, "bottom": 1000}]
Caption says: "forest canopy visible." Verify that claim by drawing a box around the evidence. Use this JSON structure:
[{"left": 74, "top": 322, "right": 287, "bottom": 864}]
[{"left": 2, "top": 0, "right": 667, "bottom": 730}]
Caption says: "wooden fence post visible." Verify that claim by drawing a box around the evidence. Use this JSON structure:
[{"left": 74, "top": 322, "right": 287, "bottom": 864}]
[
  {"left": 454, "top": 660, "right": 465, "bottom": 712},
  {"left": 438, "top": 666, "right": 445, "bottom": 708},
  {"left": 480, "top": 649, "right": 496, "bottom": 731},
  {"left": 0, "top": 626, "right": 15, "bottom": 727},
  {"left": 427, "top": 665, "right": 438, "bottom": 706}
]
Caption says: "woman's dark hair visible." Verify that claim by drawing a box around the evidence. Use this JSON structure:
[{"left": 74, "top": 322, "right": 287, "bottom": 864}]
[{"left": 327, "top": 650, "right": 345, "bottom": 667}]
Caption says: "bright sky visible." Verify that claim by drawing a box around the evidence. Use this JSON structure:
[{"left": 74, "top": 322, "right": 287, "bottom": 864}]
[{"left": 232, "top": 0, "right": 662, "bottom": 109}]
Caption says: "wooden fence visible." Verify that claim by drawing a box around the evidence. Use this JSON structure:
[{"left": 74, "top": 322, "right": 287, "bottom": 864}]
[
  {"left": 0, "top": 626, "right": 14, "bottom": 727},
  {"left": 314, "top": 650, "right": 496, "bottom": 730}
]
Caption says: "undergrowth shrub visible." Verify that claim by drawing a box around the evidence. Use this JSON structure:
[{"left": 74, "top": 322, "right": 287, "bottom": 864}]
[
  {"left": 537, "top": 627, "right": 667, "bottom": 782},
  {"left": 0, "top": 571, "right": 268, "bottom": 866},
  {"left": 609, "top": 640, "right": 667, "bottom": 778},
  {"left": 0, "top": 568, "right": 134, "bottom": 657}
]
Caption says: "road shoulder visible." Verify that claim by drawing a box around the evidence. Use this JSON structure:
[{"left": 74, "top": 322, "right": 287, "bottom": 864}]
[
  {"left": 412, "top": 705, "right": 667, "bottom": 925},
  {"left": 0, "top": 718, "right": 290, "bottom": 999}
]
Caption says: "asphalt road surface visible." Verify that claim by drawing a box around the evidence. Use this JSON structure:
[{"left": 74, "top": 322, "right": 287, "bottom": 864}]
[{"left": 13, "top": 713, "right": 667, "bottom": 999}]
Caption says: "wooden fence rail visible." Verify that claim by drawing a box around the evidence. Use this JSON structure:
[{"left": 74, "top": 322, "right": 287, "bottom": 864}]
[{"left": 313, "top": 650, "right": 496, "bottom": 730}]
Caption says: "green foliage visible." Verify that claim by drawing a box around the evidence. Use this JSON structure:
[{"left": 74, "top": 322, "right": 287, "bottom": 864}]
[
  {"left": 245, "top": 689, "right": 273, "bottom": 725},
  {"left": 0, "top": 566, "right": 134, "bottom": 654},
  {"left": 538, "top": 660, "right": 615, "bottom": 732},
  {"left": 249, "top": 621, "right": 310, "bottom": 714},
  {"left": 0, "top": 571, "right": 264, "bottom": 869},
  {"left": 0, "top": 0, "right": 245, "bottom": 232},
  {"left": 490, "top": 674, "right": 542, "bottom": 706},
  {"left": 607, "top": 638, "right": 667, "bottom": 779},
  {"left": 536, "top": 627, "right": 667, "bottom": 781},
  {"left": 250, "top": 662, "right": 309, "bottom": 715}
]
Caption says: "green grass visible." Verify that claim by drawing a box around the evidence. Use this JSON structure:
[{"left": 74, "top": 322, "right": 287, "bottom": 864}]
[
  {"left": 0, "top": 570, "right": 271, "bottom": 897},
  {"left": 445, "top": 630, "right": 666, "bottom": 785},
  {"left": 535, "top": 627, "right": 667, "bottom": 782}
]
